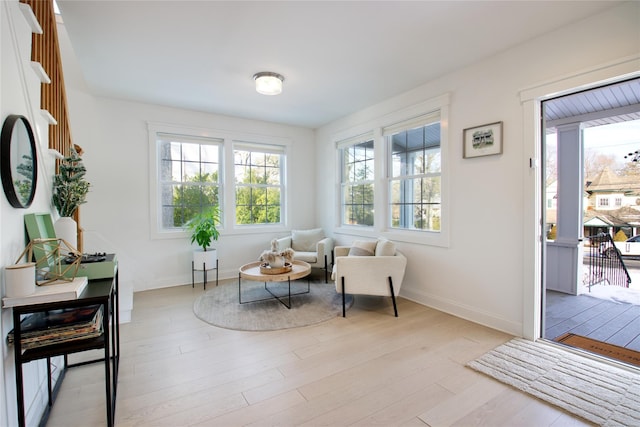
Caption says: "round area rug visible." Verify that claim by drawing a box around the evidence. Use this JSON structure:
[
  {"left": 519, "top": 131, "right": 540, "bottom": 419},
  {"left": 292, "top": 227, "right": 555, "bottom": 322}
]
[{"left": 193, "top": 279, "right": 354, "bottom": 331}]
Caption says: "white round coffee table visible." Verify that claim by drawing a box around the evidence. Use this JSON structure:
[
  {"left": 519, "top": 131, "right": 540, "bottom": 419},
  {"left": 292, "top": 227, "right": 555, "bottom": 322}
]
[{"left": 238, "top": 260, "right": 311, "bottom": 309}]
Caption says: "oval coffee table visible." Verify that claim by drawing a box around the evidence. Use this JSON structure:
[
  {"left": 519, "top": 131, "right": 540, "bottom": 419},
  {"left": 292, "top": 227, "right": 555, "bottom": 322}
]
[{"left": 238, "top": 260, "right": 311, "bottom": 309}]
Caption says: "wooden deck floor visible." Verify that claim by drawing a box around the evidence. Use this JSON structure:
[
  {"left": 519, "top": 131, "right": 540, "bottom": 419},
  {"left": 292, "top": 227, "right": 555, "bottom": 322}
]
[{"left": 545, "top": 290, "right": 640, "bottom": 351}]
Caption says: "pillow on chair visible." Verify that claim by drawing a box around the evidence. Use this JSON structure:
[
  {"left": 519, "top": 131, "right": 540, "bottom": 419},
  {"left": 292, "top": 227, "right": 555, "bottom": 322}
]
[
  {"left": 375, "top": 239, "right": 396, "bottom": 256},
  {"left": 348, "top": 240, "right": 377, "bottom": 256},
  {"left": 291, "top": 228, "right": 324, "bottom": 252}
]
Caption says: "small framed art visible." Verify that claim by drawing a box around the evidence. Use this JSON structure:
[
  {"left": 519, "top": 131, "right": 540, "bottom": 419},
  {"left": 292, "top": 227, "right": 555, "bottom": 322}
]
[{"left": 463, "top": 121, "right": 503, "bottom": 158}]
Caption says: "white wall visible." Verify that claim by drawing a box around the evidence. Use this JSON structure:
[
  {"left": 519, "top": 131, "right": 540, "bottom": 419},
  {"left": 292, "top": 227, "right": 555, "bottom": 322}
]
[
  {"left": 1, "top": 1, "right": 63, "bottom": 425},
  {"left": 61, "top": 92, "right": 316, "bottom": 319},
  {"left": 316, "top": 2, "right": 640, "bottom": 336}
]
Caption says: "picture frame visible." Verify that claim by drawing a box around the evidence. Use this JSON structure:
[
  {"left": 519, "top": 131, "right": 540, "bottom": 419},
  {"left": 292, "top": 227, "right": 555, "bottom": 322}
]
[{"left": 463, "top": 121, "right": 503, "bottom": 158}]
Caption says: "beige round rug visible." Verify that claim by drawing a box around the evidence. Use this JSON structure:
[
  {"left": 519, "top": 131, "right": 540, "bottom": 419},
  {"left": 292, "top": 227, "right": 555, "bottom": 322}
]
[{"left": 193, "top": 277, "right": 353, "bottom": 331}]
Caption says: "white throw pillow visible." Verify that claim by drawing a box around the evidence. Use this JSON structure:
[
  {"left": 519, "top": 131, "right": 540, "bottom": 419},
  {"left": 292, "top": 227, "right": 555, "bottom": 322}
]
[
  {"left": 291, "top": 228, "right": 324, "bottom": 252},
  {"left": 349, "top": 240, "right": 377, "bottom": 256},
  {"left": 375, "top": 238, "right": 396, "bottom": 256}
]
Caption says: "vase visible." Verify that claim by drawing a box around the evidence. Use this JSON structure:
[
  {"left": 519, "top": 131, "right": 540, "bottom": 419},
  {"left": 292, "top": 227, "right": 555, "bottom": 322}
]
[
  {"left": 269, "top": 256, "right": 285, "bottom": 268},
  {"left": 54, "top": 216, "right": 78, "bottom": 250},
  {"left": 4, "top": 263, "right": 36, "bottom": 297},
  {"left": 193, "top": 249, "right": 217, "bottom": 270}
]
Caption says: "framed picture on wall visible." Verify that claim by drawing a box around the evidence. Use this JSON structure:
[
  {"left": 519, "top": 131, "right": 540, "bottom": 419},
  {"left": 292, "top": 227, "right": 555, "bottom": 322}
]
[{"left": 463, "top": 121, "right": 503, "bottom": 158}]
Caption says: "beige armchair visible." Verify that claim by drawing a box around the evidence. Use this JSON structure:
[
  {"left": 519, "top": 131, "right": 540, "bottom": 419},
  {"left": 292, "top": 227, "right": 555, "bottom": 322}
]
[
  {"left": 277, "top": 228, "right": 334, "bottom": 282},
  {"left": 332, "top": 239, "right": 406, "bottom": 317}
]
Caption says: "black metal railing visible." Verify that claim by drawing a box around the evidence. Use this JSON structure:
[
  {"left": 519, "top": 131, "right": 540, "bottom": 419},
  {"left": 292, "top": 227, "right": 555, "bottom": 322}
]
[{"left": 584, "top": 233, "right": 631, "bottom": 290}]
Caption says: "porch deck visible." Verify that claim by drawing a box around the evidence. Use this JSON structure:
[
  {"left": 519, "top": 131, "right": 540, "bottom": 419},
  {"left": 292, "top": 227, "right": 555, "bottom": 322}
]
[{"left": 545, "top": 289, "right": 640, "bottom": 352}]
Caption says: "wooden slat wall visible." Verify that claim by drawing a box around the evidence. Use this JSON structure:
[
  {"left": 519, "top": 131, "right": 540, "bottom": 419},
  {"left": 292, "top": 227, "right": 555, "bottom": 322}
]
[{"left": 21, "top": 0, "right": 82, "bottom": 252}]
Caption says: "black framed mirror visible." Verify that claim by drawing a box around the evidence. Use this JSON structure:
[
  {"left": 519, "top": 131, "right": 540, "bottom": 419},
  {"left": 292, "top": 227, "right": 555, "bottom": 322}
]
[{"left": 1, "top": 115, "right": 38, "bottom": 208}]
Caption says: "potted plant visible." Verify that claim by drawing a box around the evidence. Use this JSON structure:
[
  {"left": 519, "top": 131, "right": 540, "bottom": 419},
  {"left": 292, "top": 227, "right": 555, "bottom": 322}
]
[
  {"left": 51, "top": 146, "right": 90, "bottom": 249},
  {"left": 186, "top": 206, "right": 220, "bottom": 270}
]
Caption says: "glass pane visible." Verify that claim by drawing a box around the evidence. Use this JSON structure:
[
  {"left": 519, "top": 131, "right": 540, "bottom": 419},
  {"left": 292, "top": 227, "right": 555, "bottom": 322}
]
[
  {"left": 200, "top": 163, "right": 218, "bottom": 181},
  {"left": 181, "top": 142, "right": 200, "bottom": 162},
  {"left": 343, "top": 185, "right": 354, "bottom": 204},
  {"left": 424, "top": 147, "right": 441, "bottom": 173},
  {"left": 421, "top": 177, "right": 441, "bottom": 204},
  {"left": 264, "top": 165, "right": 280, "bottom": 185},
  {"left": 200, "top": 144, "right": 219, "bottom": 163},
  {"left": 182, "top": 160, "right": 201, "bottom": 182},
  {"left": 160, "top": 159, "right": 178, "bottom": 182}
]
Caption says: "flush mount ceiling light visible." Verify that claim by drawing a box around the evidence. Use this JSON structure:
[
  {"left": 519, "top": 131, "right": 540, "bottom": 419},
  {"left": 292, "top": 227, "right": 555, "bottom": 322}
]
[{"left": 253, "top": 72, "right": 284, "bottom": 96}]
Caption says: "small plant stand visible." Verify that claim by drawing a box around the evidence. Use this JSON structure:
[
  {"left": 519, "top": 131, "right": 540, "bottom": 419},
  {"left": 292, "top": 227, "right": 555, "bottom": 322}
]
[{"left": 192, "top": 259, "right": 218, "bottom": 289}]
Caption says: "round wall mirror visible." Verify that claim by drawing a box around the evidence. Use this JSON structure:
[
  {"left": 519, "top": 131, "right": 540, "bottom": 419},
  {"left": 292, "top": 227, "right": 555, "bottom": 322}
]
[{"left": 1, "top": 115, "right": 38, "bottom": 208}]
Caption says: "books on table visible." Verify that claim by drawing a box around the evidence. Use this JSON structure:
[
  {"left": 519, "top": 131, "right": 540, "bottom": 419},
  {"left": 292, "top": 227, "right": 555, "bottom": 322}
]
[
  {"left": 7, "top": 304, "right": 104, "bottom": 350},
  {"left": 2, "top": 276, "right": 88, "bottom": 308}
]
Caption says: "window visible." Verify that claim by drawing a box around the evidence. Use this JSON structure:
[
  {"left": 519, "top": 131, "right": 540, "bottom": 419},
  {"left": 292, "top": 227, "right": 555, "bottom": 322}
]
[
  {"left": 339, "top": 136, "right": 375, "bottom": 226},
  {"left": 599, "top": 197, "right": 610, "bottom": 207},
  {"left": 234, "top": 143, "right": 285, "bottom": 225},
  {"left": 615, "top": 197, "right": 623, "bottom": 206},
  {"left": 157, "top": 133, "right": 221, "bottom": 230},
  {"left": 386, "top": 112, "right": 441, "bottom": 231}
]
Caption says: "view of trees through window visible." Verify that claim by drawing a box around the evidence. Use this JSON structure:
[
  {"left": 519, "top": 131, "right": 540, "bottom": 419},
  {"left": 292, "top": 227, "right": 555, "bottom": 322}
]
[
  {"left": 341, "top": 139, "right": 374, "bottom": 226},
  {"left": 234, "top": 148, "right": 283, "bottom": 225},
  {"left": 159, "top": 139, "right": 220, "bottom": 229}
]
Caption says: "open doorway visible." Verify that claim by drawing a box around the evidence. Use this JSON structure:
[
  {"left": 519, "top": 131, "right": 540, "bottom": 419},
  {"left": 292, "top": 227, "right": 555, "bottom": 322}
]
[{"left": 542, "top": 78, "right": 640, "bottom": 367}]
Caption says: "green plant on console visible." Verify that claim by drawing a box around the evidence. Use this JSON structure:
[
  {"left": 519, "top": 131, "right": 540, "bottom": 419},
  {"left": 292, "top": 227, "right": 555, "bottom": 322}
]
[
  {"left": 187, "top": 206, "right": 221, "bottom": 251},
  {"left": 52, "top": 146, "right": 90, "bottom": 217}
]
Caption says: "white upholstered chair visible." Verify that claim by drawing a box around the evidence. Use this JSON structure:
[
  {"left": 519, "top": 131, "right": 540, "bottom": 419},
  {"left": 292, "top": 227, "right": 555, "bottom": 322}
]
[
  {"left": 332, "top": 239, "right": 406, "bottom": 317},
  {"left": 277, "top": 229, "right": 334, "bottom": 282}
]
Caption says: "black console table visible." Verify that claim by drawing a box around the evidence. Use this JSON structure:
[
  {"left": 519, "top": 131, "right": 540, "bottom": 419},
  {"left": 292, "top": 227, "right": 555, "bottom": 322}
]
[{"left": 10, "top": 271, "right": 119, "bottom": 427}]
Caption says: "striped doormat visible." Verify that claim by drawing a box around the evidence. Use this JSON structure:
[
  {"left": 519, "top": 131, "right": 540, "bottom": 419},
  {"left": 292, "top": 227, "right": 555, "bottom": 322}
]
[{"left": 467, "top": 338, "right": 640, "bottom": 426}]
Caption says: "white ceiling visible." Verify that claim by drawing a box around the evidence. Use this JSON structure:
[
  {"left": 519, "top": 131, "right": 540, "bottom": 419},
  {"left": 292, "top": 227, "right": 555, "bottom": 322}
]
[{"left": 56, "top": 1, "right": 623, "bottom": 129}]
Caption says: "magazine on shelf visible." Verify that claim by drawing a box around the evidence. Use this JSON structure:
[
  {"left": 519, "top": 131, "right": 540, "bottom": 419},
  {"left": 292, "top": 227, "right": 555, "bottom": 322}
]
[{"left": 7, "top": 304, "right": 104, "bottom": 350}]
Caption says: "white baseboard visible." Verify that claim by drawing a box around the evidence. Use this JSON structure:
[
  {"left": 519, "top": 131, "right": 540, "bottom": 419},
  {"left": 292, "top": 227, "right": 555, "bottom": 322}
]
[{"left": 400, "top": 287, "right": 522, "bottom": 337}]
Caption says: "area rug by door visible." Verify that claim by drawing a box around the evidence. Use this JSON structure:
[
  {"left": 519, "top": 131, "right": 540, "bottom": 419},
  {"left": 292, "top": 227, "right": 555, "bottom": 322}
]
[
  {"left": 193, "top": 279, "right": 353, "bottom": 331},
  {"left": 555, "top": 333, "right": 640, "bottom": 368},
  {"left": 467, "top": 338, "right": 640, "bottom": 426}
]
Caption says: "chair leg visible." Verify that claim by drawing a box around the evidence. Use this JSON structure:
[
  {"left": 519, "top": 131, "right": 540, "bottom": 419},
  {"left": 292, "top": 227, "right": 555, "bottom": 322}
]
[
  {"left": 341, "top": 277, "right": 346, "bottom": 317},
  {"left": 324, "top": 254, "right": 328, "bottom": 283},
  {"left": 388, "top": 277, "right": 398, "bottom": 317}
]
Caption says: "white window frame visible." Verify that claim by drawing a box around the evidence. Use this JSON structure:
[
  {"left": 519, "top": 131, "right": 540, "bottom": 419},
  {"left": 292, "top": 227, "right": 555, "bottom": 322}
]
[
  {"left": 149, "top": 123, "right": 224, "bottom": 239},
  {"left": 385, "top": 111, "right": 442, "bottom": 233},
  {"left": 338, "top": 132, "right": 375, "bottom": 228},
  {"left": 233, "top": 141, "right": 287, "bottom": 227},
  {"left": 333, "top": 94, "right": 450, "bottom": 247},
  {"left": 149, "top": 122, "right": 291, "bottom": 239}
]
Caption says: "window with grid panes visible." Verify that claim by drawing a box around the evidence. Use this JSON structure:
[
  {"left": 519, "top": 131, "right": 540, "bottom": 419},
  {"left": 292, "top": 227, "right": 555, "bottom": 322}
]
[
  {"left": 157, "top": 133, "right": 222, "bottom": 230},
  {"left": 386, "top": 113, "right": 441, "bottom": 231},
  {"left": 339, "top": 136, "right": 375, "bottom": 226},
  {"left": 234, "top": 143, "right": 285, "bottom": 225}
]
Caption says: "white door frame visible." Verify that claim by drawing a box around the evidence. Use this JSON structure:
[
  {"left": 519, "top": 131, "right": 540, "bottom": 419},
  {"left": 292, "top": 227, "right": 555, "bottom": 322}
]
[{"left": 519, "top": 55, "right": 640, "bottom": 340}]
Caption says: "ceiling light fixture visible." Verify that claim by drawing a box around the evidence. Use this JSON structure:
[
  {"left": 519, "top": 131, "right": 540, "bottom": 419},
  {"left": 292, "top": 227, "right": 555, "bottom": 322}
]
[{"left": 253, "top": 72, "right": 284, "bottom": 96}]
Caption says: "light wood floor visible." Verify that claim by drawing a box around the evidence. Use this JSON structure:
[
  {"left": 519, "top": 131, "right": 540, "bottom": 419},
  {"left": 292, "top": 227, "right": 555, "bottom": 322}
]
[{"left": 45, "top": 277, "right": 594, "bottom": 427}]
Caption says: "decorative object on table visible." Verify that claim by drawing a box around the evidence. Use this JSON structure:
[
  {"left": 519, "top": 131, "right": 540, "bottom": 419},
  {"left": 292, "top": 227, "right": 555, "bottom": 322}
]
[
  {"left": 259, "top": 239, "right": 295, "bottom": 274},
  {"left": 15, "top": 238, "right": 81, "bottom": 285},
  {"left": 4, "top": 262, "right": 36, "bottom": 297},
  {"left": 51, "top": 146, "right": 90, "bottom": 248},
  {"left": 463, "top": 121, "right": 503, "bottom": 158},
  {"left": 186, "top": 206, "right": 220, "bottom": 271},
  {"left": 0, "top": 115, "right": 37, "bottom": 209}
]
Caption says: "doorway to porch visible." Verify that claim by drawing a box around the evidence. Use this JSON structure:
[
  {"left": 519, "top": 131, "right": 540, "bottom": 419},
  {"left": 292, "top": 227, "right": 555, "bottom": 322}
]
[{"left": 541, "top": 78, "right": 640, "bottom": 366}]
